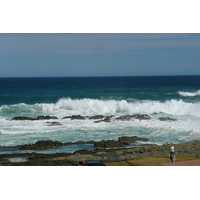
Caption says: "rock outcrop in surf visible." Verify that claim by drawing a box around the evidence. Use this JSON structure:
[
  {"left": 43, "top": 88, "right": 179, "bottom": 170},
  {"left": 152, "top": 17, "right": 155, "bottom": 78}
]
[{"left": 11, "top": 114, "right": 177, "bottom": 123}]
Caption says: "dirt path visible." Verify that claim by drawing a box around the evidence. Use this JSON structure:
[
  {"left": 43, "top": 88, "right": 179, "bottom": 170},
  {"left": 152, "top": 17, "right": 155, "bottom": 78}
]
[{"left": 165, "top": 160, "right": 200, "bottom": 166}]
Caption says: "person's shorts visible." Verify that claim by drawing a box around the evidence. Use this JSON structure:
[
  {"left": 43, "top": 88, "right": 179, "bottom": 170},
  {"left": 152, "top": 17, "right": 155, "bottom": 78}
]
[{"left": 170, "top": 152, "right": 175, "bottom": 159}]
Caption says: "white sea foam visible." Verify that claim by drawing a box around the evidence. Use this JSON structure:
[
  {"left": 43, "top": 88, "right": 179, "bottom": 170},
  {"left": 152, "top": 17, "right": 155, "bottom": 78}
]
[
  {"left": 38, "top": 98, "right": 200, "bottom": 117},
  {"left": 1, "top": 98, "right": 200, "bottom": 118},
  {"left": 178, "top": 90, "right": 200, "bottom": 97},
  {"left": 1, "top": 98, "right": 200, "bottom": 147}
]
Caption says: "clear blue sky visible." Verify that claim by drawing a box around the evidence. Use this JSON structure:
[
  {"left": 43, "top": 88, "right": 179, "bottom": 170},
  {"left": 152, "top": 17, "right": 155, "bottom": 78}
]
[{"left": 0, "top": 33, "right": 200, "bottom": 77}]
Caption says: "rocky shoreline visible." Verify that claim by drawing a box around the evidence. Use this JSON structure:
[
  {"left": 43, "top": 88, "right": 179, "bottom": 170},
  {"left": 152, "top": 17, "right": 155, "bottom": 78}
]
[
  {"left": 10, "top": 114, "right": 178, "bottom": 126},
  {"left": 1, "top": 136, "right": 200, "bottom": 166},
  {"left": 1, "top": 114, "right": 197, "bottom": 166}
]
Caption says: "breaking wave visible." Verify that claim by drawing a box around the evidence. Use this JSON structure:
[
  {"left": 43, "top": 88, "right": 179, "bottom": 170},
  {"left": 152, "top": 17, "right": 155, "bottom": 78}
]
[
  {"left": 1, "top": 98, "right": 200, "bottom": 118},
  {"left": 178, "top": 90, "right": 200, "bottom": 97},
  {"left": 39, "top": 98, "right": 200, "bottom": 117}
]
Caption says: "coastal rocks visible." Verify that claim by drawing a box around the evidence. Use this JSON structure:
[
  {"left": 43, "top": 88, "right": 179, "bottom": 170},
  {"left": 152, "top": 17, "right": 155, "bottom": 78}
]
[
  {"left": 93, "top": 136, "right": 149, "bottom": 148},
  {"left": 94, "top": 140, "right": 123, "bottom": 148},
  {"left": 159, "top": 117, "right": 177, "bottom": 122},
  {"left": 46, "top": 122, "right": 62, "bottom": 126},
  {"left": 12, "top": 116, "right": 36, "bottom": 121},
  {"left": 94, "top": 114, "right": 151, "bottom": 123},
  {"left": 115, "top": 114, "right": 151, "bottom": 121},
  {"left": 115, "top": 115, "right": 134, "bottom": 121},
  {"left": 36, "top": 116, "right": 58, "bottom": 120},
  {"left": 12, "top": 115, "right": 58, "bottom": 121},
  {"left": 67, "top": 154, "right": 102, "bottom": 163},
  {"left": 63, "top": 115, "right": 85, "bottom": 120},
  {"left": 63, "top": 141, "right": 94, "bottom": 145},
  {"left": 118, "top": 136, "right": 149, "bottom": 145},
  {"left": 2, "top": 140, "right": 200, "bottom": 166},
  {"left": 94, "top": 116, "right": 113, "bottom": 123},
  {"left": 18, "top": 140, "right": 63, "bottom": 150},
  {"left": 133, "top": 114, "right": 151, "bottom": 120},
  {"left": 5, "top": 136, "right": 150, "bottom": 151},
  {"left": 89, "top": 115, "right": 105, "bottom": 120},
  {"left": 71, "top": 115, "right": 85, "bottom": 120},
  {"left": 11, "top": 114, "right": 178, "bottom": 124}
]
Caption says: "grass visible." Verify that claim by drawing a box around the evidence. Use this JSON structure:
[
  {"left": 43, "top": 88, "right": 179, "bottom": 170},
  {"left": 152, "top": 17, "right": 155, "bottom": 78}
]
[{"left": 106, "top": 155, "right": 199, "bottom": 166}]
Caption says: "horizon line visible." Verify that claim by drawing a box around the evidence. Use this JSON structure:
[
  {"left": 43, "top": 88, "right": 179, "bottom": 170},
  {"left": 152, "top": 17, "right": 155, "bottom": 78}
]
[{"left": 0, "top": 74, "right": 200, "bottom": 79}]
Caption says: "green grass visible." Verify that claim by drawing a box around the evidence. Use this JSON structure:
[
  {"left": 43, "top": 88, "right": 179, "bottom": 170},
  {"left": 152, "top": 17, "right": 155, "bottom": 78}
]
[{"left": 106, "top": 155, "right": 199, "bottom": 166}]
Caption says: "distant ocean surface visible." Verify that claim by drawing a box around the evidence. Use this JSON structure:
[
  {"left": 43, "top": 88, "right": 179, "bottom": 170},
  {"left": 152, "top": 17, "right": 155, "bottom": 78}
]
[{"left": 1, "top": 76, "right": 200, "bottom": 153}]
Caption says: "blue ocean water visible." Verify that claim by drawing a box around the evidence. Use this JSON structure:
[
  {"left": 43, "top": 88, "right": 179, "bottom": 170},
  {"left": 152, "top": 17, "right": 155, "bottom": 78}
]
[{"left": 1, "top": 76, "right": 200, "bottom": 153}]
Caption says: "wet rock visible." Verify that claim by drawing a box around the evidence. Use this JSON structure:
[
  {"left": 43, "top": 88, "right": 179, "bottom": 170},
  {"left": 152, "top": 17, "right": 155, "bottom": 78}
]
[
  {"left": 94, "top": 116, "right": 113, "bottom": 123},
  {"left": 94, "top": 120, "right": 102, "bottom": 123},
  {"left": 11, "top": 116, "right": 59, "bottom": 121},
  {"left": 102, "top": 116, "right": 112, "bottom": 122},
  {"left": 115, "top": 114, "right": 151, "bottom": 121},
  {"left": 18, "top": 140, "right": 63, "bottom": 150},
  {"left": 71, "top": 115, "right": 85, "bottom": 120},
  {"left": 118, "top": 136, "right": 149, "bottom": 144},
  {"left": 89, "top": 115, "right": 105, "bottom": 120},
  {"left": 159, "top": 117, "right": 177, "bottom": 122},
  {"left": 133, "top": 114, "right": 151, "bottom": 120},
  {"left": 46, "top": 122, "right": 62, "bottom": 126},
  {"left": 94, "top": 140, "right": 123, "bottom": 148},
  {"left": 62, "top": 116, "right": 72, "bottom": 119},
  {"left": 115, "top": 115, "right": 135, "bottom": 121},
  {"left": 36, "top": 116, "right": 58, "bottom": 120},
  {"left": 63, "top": 115, "right": 85, "bottom": 120},
  {"left": 12, "top": 116, "right": 36, "bottom": 121}
]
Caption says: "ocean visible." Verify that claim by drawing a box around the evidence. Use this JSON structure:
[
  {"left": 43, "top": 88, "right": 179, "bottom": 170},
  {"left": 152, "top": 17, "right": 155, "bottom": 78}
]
[{"left": 1, "top": 76, "right": 200, "bottom": 154}]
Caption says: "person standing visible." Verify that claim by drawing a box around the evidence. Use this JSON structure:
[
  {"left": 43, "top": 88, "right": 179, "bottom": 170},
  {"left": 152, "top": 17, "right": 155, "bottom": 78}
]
[{"left": 170, "top": 145, "right": 175, "bottom": 166}]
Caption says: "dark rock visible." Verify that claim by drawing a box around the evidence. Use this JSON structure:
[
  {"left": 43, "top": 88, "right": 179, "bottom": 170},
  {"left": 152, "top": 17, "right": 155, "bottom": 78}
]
[
  {"left": 67, "top": 115, "right": 86, "bottom": 120},
  {"left": 74, "top": 149, "right": 95, "bottom": 154},
  {"left": 73, "top": 141, "right": 87, "bottom": 144},
  {"left": 94, "top": 140, "right": 123, "bottom": 148},
  {"left": 71, "top": 115, "right": 85, "bottom": 120},
  {"left": 63, "top": 140, "right": 95, "bottom": 145},
  {"left": 46, "top": 122, "right": 62, "bottom": 126},
  {"left": 36, "top": 116, "right": 58, "bottom": 120},
  {"left": 12, "top": 116, "right": 36, "bottom": 121},
  {"left": 159, "top": 117, "right": 177, "bottom": 122},
  {"left": 11, "top": 116, "right": 59, "bottom": 121},
  {"left": 103, "top": 116, "right": 112, "bottom": 122},
  {"left": 18, "top": 140, "right": 63, "bottom": 150},
  {"left": 118, "top": 136, "right": 149, "bottom": 144},
  {"left": 62, "top": 116, "right": 72, "bottom": 119},
  {"left": 94, "top": 116, "right": 113, "bottom": 123},
  {"left": 85, "top": 140, "right": 96, "bottom": 144},
  {"left": 133, "top": 114, "right": 151, "bottom": 120},
  {"left": 89, "top": 115, "right": 105, "bottom": 120},
  {"left": 115, "top": 115, "right": 135, "bottom": 121},
  {"left": 115, "top": 114, "right": 151, "bottom": 121}
]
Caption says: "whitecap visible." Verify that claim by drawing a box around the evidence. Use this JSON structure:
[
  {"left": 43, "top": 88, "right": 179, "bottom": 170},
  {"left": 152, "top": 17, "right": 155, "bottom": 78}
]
[
  {"left": 178, "top": 90, "right": 200, "bottom": 97},
  {"left": 38, "top": 98, "right": 200, "bottom": 117}
]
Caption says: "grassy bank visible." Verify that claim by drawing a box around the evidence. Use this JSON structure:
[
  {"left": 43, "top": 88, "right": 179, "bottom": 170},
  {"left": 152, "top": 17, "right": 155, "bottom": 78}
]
[{"left": 106, "top": 155, "right": 199, "bottom": 166}]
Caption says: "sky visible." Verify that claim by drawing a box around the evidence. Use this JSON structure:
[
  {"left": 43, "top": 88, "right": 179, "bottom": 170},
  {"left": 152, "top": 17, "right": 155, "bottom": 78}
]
[{"left": 0, "top": 33, "right": 200, "bottom": 77}]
